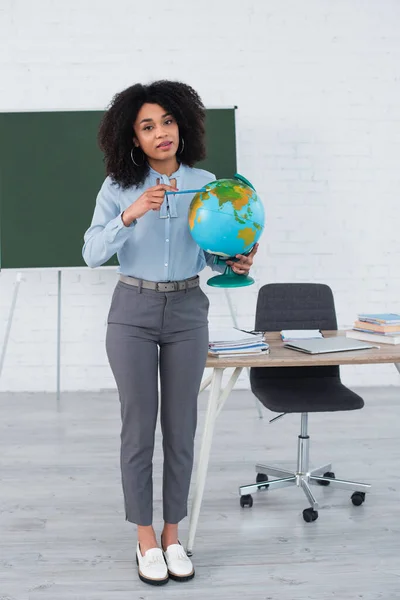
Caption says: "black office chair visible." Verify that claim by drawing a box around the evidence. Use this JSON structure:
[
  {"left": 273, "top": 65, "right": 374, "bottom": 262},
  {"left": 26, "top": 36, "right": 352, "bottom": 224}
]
[{"left": 239, "top": 283, "right": 370, "bottom": 522}]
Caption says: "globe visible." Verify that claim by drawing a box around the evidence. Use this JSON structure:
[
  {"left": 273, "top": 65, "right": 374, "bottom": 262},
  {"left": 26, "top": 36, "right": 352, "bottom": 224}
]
[{"left": 188, "top": 174, "right": 265, "bottom": 287}]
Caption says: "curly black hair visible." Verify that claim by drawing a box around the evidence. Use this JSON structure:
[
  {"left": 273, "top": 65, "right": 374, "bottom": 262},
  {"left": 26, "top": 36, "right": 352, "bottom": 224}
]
[{"left": 98, "top": 80, "right": 206, "bottom": 189}]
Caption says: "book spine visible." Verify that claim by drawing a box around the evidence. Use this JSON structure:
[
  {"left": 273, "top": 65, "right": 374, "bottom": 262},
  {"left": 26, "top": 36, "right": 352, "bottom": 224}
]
[
  {"left": 346, "top": 330, "right": 400, "bottom": 345},
  {"left": 354, "top": 320, "right": 400, "bottom": 333},
  {"left": 358, "top": 317, "right": 400, "bottom": 325}
]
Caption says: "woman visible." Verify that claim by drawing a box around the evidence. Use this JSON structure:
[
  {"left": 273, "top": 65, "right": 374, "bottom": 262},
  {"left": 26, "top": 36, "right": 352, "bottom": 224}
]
[{"left": 83, "top": 80, "right": 257, "bottom": 586}]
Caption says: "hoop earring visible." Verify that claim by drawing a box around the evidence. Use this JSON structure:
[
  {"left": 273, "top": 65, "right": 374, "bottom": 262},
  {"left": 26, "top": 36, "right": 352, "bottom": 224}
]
[
  {"left": 131, "top": 147, "right": 145, "bottom": 167},
  {"left": 178, "top": 138, "right": 185, "bottom": 155}
]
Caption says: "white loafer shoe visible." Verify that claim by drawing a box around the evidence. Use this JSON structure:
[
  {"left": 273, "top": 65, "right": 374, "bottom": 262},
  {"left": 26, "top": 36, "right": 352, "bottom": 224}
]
[
  {"left": 163, "top": 542, "right": 195, "bottom": 582},
  {"left": 136, "top": 543, "right": 169, "bottom": 586}
]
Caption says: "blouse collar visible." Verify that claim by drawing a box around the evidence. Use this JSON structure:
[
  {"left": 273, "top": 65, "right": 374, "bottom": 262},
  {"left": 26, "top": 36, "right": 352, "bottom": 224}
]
[
  {"left": 148, "top": 163, "right": 185, "bottom": 219},
  {"left": 148, "top": 162, "right": 184, "bottom": 180}
]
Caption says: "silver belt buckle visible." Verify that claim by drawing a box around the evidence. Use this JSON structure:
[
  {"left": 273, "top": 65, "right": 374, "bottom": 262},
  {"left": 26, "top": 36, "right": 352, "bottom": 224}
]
[{"left": 155, "top": 281, "right": 180, "bottom": 292}]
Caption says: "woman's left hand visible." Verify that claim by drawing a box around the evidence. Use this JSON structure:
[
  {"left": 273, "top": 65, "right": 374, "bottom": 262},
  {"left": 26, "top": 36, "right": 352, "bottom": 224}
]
[{"left": 226, "top": 243, "right": 259, "bottom": 275}]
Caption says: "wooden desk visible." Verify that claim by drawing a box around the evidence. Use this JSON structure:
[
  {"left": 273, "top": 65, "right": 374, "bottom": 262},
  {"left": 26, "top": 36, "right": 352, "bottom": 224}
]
[{"left": 186, "top": 330, "right": 400, "bottom": 554}]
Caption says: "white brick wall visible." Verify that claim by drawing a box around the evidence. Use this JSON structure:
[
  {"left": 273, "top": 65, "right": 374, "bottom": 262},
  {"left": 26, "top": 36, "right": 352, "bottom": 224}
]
[{"left": 1, "top": 0, "right": 399, "bottom": 392}]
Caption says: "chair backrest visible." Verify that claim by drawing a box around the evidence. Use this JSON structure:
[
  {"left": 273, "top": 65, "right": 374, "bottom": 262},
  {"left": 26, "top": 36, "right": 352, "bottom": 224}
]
[{"left": 252, "top": 283, "right": 340, "bottom": 380}]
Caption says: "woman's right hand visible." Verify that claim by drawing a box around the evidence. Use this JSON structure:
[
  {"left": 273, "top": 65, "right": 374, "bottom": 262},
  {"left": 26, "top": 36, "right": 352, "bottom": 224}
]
[{"left": 122, "top": 183, "right": 178, "bottom": 226}]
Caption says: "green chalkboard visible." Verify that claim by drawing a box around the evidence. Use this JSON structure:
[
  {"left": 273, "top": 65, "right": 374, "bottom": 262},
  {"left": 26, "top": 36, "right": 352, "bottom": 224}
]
[{"left": 0, "top": 108, "right": 236, "bottom": 269}]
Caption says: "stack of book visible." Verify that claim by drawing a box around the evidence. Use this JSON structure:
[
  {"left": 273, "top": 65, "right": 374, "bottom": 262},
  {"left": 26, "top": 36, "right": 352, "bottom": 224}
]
[
  {"left": 208, "top": 328, "right": 269, "bottom": 357},
  {"left": 346, "top": 313, "right": 400, "bottom": 345}
]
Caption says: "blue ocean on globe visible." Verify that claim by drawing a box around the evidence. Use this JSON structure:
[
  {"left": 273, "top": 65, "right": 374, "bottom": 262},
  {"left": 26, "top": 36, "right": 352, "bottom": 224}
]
[{"left": 188, "top": 176, "right": 265, "bottom": 258}]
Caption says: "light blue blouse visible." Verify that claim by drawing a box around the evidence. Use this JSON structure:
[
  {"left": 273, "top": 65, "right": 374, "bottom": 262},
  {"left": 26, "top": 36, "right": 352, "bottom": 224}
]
[{"left": 82, "top": 163, "right": 224, "bottom": 282}]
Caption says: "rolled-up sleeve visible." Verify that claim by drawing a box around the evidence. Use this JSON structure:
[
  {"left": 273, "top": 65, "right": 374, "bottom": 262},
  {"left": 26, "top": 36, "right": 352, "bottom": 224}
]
[
  {"left": 204, "top": 251, "right": 226, "bottom": 273},
  {"left": 82, "top": 177, "right": 136, "bottom": 268}
]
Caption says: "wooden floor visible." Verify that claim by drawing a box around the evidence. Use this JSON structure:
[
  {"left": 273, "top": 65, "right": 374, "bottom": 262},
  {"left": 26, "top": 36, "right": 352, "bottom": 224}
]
[{"left": 1, "top": 385, "right": 399, "bottom": 600}]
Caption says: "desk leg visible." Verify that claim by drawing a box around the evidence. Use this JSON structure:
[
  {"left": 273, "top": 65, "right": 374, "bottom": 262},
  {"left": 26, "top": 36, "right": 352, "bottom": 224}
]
[
  {"left": 186, "top": 366, "right": 242, "bottom": 556},
  {"left": 186, "top": 368, "right": 223, "bottom": 555},
  {"left": 395, "top": 363, "right": 400, "bottom": 376},
  {"left": 199, "top": 373, "right": 213, "bottom": 393}
]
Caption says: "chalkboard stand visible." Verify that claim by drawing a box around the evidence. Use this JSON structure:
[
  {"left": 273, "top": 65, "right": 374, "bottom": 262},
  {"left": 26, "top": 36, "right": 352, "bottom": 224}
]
[
  {"left": 0, "top": 271, "right": 63, "bottom": 403},
  {"left": 0, "top": 267, "right": 117, "bottom": 402},
  {"left": 56, "top": 270, "right": 61, "bottom": 403},
  {"left": 0, "top": 272, "right": 23, "bottom": 382}
]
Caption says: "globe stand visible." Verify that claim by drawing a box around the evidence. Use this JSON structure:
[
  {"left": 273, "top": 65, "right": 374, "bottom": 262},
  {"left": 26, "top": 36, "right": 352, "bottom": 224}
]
[{"left": 207, "top": 257, "right": 255, "bottom": 288}]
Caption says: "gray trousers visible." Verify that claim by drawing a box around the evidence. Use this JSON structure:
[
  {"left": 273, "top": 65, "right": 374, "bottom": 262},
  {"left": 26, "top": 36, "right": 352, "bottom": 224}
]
[{"left": 106, "top": 279, "right": 209, "bottom": 526}]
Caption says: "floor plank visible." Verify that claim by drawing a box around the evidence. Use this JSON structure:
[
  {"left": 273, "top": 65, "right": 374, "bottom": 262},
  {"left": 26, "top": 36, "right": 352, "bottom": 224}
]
[{"left": 0, "top": 386, "right": 399, "bottom": 599}]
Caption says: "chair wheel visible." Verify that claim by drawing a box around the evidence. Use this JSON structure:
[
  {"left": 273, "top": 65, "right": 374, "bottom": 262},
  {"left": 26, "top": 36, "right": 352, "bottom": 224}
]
[
  {"left": 256, "top": 473, "right": 269, "bottom": 490},
  {"left": 240, "top": 494, "right": 253, "bottom": 508},
  {"left": 351, "top": 492, "right": 366, "bottom": 506},
  {"left": 317, "top": 471, "right": 336, "bottom": 486},
  {"left": 303, "top": 508, "right": 318, "bottom": 522}
]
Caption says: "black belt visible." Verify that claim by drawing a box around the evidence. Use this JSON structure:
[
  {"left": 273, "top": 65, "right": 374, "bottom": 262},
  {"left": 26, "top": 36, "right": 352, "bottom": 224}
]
[{"left": 119, "top": 274, "right": 200, "bottom": 292}]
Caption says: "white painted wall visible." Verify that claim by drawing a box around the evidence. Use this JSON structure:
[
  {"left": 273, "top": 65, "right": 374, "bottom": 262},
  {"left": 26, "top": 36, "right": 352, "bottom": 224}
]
[{"left": 1, "top": 0, "right": 399, "bottom": 392}]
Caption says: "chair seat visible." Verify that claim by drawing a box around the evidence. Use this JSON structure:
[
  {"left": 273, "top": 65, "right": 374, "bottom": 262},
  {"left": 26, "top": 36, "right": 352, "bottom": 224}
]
[{"left": 251, "top": 376, "right": 364, "bottom": 413}]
